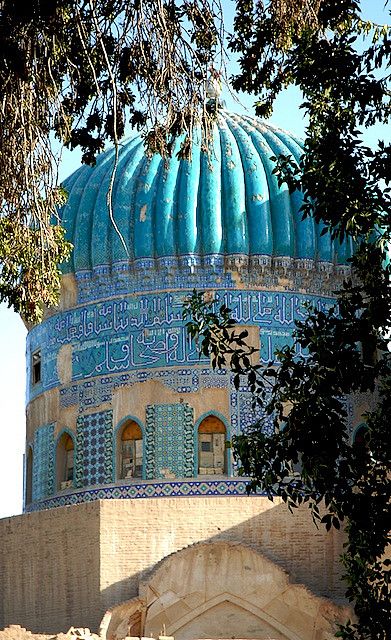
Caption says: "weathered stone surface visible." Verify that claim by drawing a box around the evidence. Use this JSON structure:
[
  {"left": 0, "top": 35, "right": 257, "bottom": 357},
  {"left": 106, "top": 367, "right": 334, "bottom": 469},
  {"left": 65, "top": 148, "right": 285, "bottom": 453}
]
[
  {"left": 104, "top": 541, "right": 351, "bottom": 640},
  {"left": 0, "top": 627, "right": 100, "bottom": 640}
]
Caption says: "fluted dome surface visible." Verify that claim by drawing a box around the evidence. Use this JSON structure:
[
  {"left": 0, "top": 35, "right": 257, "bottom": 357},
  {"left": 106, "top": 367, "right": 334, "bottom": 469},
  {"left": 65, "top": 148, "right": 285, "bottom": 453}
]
[{"left": 60, "top": 110, "right": 353, "bottom": 273}]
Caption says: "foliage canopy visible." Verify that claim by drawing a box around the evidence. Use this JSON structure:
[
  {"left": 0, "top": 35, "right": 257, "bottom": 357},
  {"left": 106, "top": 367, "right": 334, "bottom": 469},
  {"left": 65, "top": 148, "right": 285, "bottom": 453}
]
[{"left": 0, "top": 0, "right": 222, "bottom": 321}]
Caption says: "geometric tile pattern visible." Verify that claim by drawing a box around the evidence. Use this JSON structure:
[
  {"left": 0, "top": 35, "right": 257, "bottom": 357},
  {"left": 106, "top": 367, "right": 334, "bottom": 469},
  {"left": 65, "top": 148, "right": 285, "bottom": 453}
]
[
  {"left": 75, "top": 410, "right": 113, "bottom": 488},
  {"left": 234, "top": 387, "right": 274, "bottom": 437},
  {"left": 145, "top": 403, "right": 194, "bottom": 479},
  {"left": 25, "top": 478, "right": 261, "bottom": 512},
  {"left": 32, "top": 423, "right": 55, "bottom": 502},
  {"left": 230, "top": 385, "right": 274, "bottom": 475}
]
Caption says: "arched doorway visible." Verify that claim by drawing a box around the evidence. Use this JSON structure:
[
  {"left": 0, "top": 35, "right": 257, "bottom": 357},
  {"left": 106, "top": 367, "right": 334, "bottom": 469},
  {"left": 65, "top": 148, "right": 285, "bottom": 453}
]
[
  {"left": 198, "top": 415, "right": 226, "bottom": 475},
  {"left": 117, "top": 420, "right": 143, "bottom": 480},
  {"left": 56, "top": 432, "right": 75, "bottom": 490},
  {"left": 102, "top": 541, "right": 348, "bottom": 640},
  {"left": 352, "top": 423, "right": 371, "bottom": 472}
]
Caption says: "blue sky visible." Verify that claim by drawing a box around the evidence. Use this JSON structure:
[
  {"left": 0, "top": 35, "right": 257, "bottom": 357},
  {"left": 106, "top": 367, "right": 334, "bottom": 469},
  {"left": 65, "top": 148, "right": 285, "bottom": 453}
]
[{"left": 0, "top": 0, "right": 389, "bottom": 519}]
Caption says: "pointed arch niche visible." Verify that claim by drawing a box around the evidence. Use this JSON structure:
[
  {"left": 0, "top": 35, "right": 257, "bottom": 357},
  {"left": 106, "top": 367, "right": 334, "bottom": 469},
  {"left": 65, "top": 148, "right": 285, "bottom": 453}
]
[
  {"left": 353, "top": 423, "right": 369, "bottom": 447},
  {"left": 116, "top": 418, "right": 143, "bottom": 480},
  {"left": 197, "top": 414, "right": 227, "bottom": 476},
  {"left": 56, "top": 430, "right": 75, "bottom": 490}
]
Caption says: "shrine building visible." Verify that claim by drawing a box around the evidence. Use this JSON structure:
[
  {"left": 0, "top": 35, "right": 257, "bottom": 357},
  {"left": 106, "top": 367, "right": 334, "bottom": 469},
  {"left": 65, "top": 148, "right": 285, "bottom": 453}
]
[{"left": 0, "top": 111, "right": 364, "bottom": 640}]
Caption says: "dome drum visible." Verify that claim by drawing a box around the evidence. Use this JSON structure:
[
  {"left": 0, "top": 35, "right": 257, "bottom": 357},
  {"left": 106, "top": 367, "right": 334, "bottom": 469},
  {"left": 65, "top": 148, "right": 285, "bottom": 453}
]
[{"left": 24, "top": 111, "right": 355, "bottom": 511}]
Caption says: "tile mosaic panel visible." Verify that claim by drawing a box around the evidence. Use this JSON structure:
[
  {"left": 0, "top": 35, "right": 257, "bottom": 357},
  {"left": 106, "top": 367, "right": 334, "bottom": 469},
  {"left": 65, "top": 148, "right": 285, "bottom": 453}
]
[
  {"left": 25, "top": 478, "right": 258, "bottom": 512},
  {"left": 236, "top": 389, "right": 274, "bottom": 436},
  {"left": 27, "top": 288, "right": 336, "bottom": 402},
  {"left": 32, "top": 423, "right": 55, "bottom": 502},
  {"left": 230, "top": 384, "right": 274, "bottom": 475},
  {"left": 75, "top": 410, "right": 113, "bottom": 488},
  {"left": 145, "top": 403, "right": 194, "bottom": 479}
]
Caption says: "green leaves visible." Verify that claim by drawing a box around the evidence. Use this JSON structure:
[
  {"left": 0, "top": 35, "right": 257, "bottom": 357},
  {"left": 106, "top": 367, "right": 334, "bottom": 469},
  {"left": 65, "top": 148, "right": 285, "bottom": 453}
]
[
  {"left": 185, "top": 271, "right": 391, "bottom": 638},
  {"left": 226, "top": 4, "right": 391, "bottom": 636},
  {"left": 0, "top": 0, "right": 223, "bottom": 321}
]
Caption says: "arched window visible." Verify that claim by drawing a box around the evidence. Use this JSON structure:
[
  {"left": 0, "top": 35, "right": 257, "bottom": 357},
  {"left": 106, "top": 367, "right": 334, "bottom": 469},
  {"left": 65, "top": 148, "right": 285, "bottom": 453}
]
[
  {"left": 198, "top": 415, "right": 226, "bottom": 475},
  {"left": 118, "top": 420, "right": 143, "bottom": 480},
  {"left": 56, "top": 432, "right": 75, "bottom": 490},
  {"left": 25, "top": 446, "right": 33, "bottom": 505},
  {"left": 353, "top": 424, "right": 369, "bottom": 449},
  {"left": 352, "top": 424, "right": 371, "bottom": 474}
]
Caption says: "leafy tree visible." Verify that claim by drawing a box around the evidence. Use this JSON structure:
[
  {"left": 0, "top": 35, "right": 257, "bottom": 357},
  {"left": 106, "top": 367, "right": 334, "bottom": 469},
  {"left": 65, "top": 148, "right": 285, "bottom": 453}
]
[
  {"left": 184, "top": 1, "right": 391, "bottom": 639},
  {"left": 0, "top": 0, "right": 222, "bottom": 321}
]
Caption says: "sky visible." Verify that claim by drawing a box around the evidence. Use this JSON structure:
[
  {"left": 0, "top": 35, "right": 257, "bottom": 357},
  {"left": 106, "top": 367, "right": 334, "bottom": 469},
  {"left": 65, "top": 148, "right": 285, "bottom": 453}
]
[{"left": 0, "top": 0, "right": 389, "bottom": 519}]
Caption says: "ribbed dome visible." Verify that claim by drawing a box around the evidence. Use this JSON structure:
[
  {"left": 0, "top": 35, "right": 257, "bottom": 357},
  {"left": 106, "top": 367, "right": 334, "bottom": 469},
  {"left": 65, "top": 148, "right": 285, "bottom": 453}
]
[{"left": 60, "top": 110, "right": 353, "bottom": 274}]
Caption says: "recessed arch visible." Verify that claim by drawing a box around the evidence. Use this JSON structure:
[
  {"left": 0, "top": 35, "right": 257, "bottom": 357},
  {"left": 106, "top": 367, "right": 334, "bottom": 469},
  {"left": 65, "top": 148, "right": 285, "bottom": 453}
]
[
  {"left": 114, "top": 416, "right": 144, "bottom": 480},
  {"left": 168, "top": 592, "right": 302, "bottom": 640},
  {"left": 352, "top": 422, "right": 369, "bottom": 446},
  {"left": 138, "top": 540, "right": 347, "bottom": 640},
  {"left": 352, "top": 422, "right": 371, "bottom": 470},
  {"left": 56, "top": 428, "right": 75, "bottom": 490},
  {"left": 195, "top": 411, "right": 230, "bottom": 476}
]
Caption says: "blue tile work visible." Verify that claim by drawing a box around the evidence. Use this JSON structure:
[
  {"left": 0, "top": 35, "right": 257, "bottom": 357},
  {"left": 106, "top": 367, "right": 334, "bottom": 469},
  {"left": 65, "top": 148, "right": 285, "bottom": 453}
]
[
  {"left": 231, "top": 380, "right": 274, "bottom": 437},
  {"left": 75, "top": 410, "right": 113, "bottom": 488},
  {"left": 27, "top": 288, "right": 336, "bottom": 403},
  {"left": 74, "top": 261, "right": 348, "bottom": 306},
  {"left": 76, "top": 262, "right": 236, "bottom": 303},
  {"left": 32, "top": 424, "right": 55, "bottom": 501},
  {"left": 25, "top": 478, "right": 260, "bottom": 512},
  {"left": 145, "top": 403, "right": 194, "bottom": 479},
  {"left": 59, "top": 368, "right": 274, "bottom": 443},
  {"left": 59, "top": 112, "right": 354, "bottom": 277},
  {"left": 230, "top": 382, "right": 274, "bottom": 475}
]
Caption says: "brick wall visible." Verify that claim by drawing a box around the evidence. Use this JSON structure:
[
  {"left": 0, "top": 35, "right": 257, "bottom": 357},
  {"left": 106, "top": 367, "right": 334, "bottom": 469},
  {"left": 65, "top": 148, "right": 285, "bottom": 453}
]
[
  {"left": 0, "top": 504, "right": 100, "bottom": 633},
  {"left": 0, "top": 497, "right": 345, "bottom": 634}
]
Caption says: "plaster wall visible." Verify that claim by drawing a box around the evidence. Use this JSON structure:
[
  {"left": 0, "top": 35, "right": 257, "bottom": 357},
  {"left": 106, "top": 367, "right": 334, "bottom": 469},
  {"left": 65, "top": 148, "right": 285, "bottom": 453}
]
[
  {"left": 26, "top": 376, "right": 231, "bottom": 445},
  {"left": 0, "top": 497, "right": 345, "bottom": 634}
]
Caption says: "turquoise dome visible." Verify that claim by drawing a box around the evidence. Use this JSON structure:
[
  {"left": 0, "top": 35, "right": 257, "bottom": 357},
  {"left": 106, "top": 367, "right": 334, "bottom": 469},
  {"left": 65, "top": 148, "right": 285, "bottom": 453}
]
[{"left": 60, "top": 110, "right": 353, "bottom": 273}]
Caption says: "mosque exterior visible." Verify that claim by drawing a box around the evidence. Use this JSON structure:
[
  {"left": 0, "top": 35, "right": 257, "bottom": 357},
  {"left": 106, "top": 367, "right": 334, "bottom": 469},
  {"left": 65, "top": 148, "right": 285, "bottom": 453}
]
[{"left": 0, "top": 111, "right": 360, "bottom": 640}]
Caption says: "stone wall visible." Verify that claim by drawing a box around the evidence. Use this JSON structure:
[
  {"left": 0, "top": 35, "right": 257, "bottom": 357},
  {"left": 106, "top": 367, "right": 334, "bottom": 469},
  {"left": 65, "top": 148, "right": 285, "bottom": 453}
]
[{"left": 0, "top": 497, "right": 346, "bottom": 634}]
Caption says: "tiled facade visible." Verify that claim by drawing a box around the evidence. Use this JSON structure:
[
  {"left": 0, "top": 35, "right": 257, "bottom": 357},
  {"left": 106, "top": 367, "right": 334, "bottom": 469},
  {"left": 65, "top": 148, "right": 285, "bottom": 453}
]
[
  {"left": 75, "top": 410, "right": 113, "bottom": 488},
  {"left": 145, "top": 403, "right": 194, "bottom": 479},
  {"left": 31, "top": 424, "right": 55, "bottom": 502},
  {"left": 27, "top": 288, "right": 336, "bottom": 403},
  {"left": 24, "top": 284, "right": 346, "bottom": 509}
]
